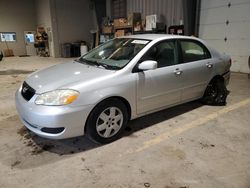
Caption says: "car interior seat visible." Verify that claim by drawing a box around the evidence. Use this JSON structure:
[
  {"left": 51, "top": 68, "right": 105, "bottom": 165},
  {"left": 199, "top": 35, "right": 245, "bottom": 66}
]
[{"left": 156, "top": 48, "right": 175, "bottom": 68}]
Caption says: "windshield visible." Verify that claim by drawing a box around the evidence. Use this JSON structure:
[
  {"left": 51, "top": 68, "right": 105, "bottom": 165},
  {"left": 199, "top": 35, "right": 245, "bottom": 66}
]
[{"left": 78, "top": 38, "right": 150, "bottom": 70}]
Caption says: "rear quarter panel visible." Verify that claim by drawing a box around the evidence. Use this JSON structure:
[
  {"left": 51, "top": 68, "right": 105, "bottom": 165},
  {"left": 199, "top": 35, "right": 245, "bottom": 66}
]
[{"left": 208, "top": 46, "right": 231, "bottom": 79}]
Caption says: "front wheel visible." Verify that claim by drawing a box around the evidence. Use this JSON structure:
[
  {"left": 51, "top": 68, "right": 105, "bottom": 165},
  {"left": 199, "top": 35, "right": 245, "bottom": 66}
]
[
  {"left": 86, "top": 98, "right": 128, "bottom": 144},
  {"left": 202, "top": 79, "right": 228, "bottom": 106}
]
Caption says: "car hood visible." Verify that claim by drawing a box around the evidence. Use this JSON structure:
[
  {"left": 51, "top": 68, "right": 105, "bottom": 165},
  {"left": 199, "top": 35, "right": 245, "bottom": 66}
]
[{"left": 25, "top": 61, "right": 114, "bottom": 94}]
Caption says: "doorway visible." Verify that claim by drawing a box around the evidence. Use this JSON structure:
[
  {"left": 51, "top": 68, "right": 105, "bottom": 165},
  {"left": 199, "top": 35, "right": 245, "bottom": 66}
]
[{"left": 24, "top": 31, "right": 36, "bottom": 56}]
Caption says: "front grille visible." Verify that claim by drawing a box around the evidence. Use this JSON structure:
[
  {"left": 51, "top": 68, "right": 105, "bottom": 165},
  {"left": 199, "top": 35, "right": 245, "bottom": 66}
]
[{"left": 21, "top": 81, "right": 36, "bottom": 101}]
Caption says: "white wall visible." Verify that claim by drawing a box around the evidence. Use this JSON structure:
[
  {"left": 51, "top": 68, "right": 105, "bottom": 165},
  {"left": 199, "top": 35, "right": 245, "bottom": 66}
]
[
  {"left": 199, "top": 0, "right": 250, "bottom": 73},
  {"left": 0, "top": 0, "right": 36, "bottom": 56}
]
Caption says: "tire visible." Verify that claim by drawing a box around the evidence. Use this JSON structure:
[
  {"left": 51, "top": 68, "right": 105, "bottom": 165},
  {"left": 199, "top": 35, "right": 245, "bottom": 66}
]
[
  {"left": 202, "top": 79, "right": 228, "bottom": 106},
  {"left": 86, "top": 98, "right": 128, "bottom": 144}
]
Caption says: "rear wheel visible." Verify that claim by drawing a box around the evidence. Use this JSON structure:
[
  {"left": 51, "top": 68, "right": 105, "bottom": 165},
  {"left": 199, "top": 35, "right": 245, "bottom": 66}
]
[
  {"left": 202, "top": 79, "right": 228, "bottom": 106},
  {"left": 86, "top": 98, "right": 128, "bottom": 144}
]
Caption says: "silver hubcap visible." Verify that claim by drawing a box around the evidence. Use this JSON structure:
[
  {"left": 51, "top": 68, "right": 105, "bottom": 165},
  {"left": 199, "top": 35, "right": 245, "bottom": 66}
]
[{"left": 96, "top": 107, "right": 124, "bottom": 138}]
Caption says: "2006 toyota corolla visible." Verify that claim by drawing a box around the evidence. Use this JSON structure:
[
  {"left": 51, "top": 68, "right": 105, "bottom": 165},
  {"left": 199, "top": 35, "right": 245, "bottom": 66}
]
[{"left": 15, "top": 34, "right": 231, "bottom": 143}]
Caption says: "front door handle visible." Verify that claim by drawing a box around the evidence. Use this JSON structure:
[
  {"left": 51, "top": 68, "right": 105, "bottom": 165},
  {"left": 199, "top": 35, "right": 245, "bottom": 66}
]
[
  {"left": 206, "top": 62, "right": 213, "bottom": 68},
  {"left": 174, "top": 69, "right": 183, "bottom": 75}
]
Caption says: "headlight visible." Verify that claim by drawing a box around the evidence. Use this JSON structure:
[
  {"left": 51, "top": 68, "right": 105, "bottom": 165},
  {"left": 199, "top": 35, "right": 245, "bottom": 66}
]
[{"left": 35, "top": 90, "right": 79, "bottom": 106}]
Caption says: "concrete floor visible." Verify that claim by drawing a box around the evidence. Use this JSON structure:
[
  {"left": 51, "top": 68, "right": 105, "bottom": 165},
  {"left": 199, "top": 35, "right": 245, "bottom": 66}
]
[{"left": 0, "top": 56, "right": 250, "bottom": 188}]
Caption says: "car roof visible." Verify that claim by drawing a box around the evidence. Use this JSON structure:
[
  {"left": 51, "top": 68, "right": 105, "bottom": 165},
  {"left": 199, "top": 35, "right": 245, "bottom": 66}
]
[{"left": 121, "top": 34, "right": 197, "bottom": 41}]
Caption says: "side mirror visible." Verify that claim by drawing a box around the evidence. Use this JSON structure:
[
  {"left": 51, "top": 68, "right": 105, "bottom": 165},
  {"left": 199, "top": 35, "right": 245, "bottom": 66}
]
[{"left": 138, "top": 60, "right": 157, "bottom": 71}]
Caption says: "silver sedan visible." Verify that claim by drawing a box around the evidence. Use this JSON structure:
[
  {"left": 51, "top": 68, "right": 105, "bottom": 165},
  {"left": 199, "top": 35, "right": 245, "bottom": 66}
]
[{"left": 15, "top": 34, "right": 231, "bottom": 143}]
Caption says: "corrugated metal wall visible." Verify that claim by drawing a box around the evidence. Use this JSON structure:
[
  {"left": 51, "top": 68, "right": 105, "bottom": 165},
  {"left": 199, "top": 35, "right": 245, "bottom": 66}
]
[{"left": 127, "top": 0, "right": 183, "bottom": 26}]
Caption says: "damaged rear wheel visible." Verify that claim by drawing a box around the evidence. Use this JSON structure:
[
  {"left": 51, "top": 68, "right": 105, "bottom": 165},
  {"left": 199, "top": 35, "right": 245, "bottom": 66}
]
[{"left": 202, "top": 79, "right": 228, "bottom": 106}]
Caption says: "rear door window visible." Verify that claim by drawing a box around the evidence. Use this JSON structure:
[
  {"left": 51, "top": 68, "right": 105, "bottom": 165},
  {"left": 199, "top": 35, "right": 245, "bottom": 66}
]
[{"left": 180, "top": 40, "right": 211, "bottom": 63}]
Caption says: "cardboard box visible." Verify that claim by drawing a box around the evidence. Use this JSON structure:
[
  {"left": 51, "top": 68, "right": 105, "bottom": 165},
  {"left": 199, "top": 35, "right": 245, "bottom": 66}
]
[
  {"left": 115, "top": 30, "right": 125, "bottom": 37},
  {"left": 114, "top": 18, "right": 129, "bottom": 27},
  {"left": 102, "top": 26, "right": 113, "bottom": 34},
  {"left": 113, "top": 19, "right": 120, "bottom": 27},
  {"left": 127, "top": 12, "right": 141, "bottom": 26}
]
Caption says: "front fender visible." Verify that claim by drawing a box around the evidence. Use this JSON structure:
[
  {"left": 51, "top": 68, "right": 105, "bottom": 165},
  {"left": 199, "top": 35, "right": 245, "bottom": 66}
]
[{"left": 70, "top": 73, "right": 137, "bottom": 119}]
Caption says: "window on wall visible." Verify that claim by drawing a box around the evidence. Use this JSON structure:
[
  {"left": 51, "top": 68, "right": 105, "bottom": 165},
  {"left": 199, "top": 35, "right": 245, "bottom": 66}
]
[
  {"left": 0, "top": 32, "right": 17, "bottom": 42},
  {"left": 111, "top": 0, "right": 127, "bottom": 19}
]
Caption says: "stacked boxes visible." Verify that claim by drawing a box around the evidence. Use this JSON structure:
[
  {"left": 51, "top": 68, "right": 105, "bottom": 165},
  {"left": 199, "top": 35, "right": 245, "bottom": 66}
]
[
  {"left": 113, "top": 18, "right": 129, "bottom": 27},
  {"left": 102, "top": 26, "right": 113, "bottom": 34}
]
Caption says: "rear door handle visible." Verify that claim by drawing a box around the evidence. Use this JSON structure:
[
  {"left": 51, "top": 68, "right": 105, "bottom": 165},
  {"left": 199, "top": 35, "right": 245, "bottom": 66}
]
[
  {"left": 206, "top": 62, "right": 213, "bottom": 68},
  {"left": 174, "top": 69, "right": 183, "bottom": 75}
]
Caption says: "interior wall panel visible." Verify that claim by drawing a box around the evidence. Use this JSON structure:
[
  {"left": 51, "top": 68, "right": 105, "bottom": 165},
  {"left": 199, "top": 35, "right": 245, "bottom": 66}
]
[
  {"left": 53, "top": 0, "right": 95, "bottom": 57},
  {"left": 0, "top": 0, "right": 36, "bottom": 56},
  {"left": 127, "top": 0, "right": 183, "bottom": 26}
]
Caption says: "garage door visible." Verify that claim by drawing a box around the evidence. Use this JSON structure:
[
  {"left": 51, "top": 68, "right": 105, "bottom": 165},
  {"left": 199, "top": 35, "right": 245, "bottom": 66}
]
[{"left": 199, "top": 0, "right": 250, "bottom": 73}]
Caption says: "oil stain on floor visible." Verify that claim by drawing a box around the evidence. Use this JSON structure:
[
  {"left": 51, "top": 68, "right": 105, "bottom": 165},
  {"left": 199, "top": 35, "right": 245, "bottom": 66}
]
[{"left": 0, "top": 69, "right": 35, "bottom": 75}]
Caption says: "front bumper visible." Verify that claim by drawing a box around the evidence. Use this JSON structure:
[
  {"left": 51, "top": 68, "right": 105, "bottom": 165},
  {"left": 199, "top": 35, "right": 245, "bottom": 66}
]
[{"left": 15, "top": 88, "right": 94, "bottom": 139}]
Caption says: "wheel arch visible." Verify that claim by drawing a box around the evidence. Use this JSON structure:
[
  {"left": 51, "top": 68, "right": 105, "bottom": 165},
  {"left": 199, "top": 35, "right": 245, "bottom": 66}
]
[
  {"left": 202, "top": 75, "right": 225, "bottom": 97},
  {"left": 209, "top": 75, "right": 225, "bottom": 84},
  {"left": 84, "top": 96, "right": 132, "bottom": 133}
]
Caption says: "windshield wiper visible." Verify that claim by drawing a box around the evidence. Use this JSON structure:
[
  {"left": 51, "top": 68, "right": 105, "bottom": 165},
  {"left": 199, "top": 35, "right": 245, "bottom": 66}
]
[
  {"left": 98, "top": 62, "right": 121, "bottom": 70},
  {"left": 87, "top": 60, "right": 121, "bottom": 70},
  {"left": 77, "top": 58, "right": 121, "bottom": 70},
  {"left": 79, "top": 58, "right": 97, "bottom": 66},
  {"left": 76, "top": 58, "right": 101, "bottom": 67},
  {"left": 74, "top": 59, "right": 94, "bottom": 67},
  {"left": 74, "top": 59, "right": 85, "bottom": 63}
]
